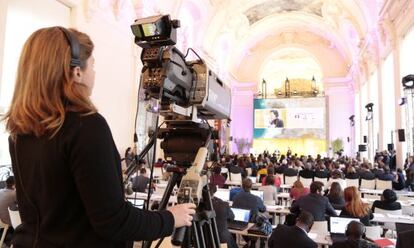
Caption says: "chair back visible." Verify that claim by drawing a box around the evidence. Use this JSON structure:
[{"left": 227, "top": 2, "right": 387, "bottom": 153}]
[
  {"left": 346, "top": 179, "right": 359, "bottom": 188},
  {"left": 8, "top": 207, "right": 21, "bottom": 229},
  {"left": 230, "top": 172, "right": 242, "bottom": 183},
  {"left": 246, "top": 168, "right": 252, "bottom": 177},
  {"left": 310, "top": 220, "right": 328, "bottom": 233},
  {"left": 284, "top": 175, "right": 297, "bottom": 186},
  {"left": 360, "top": 179, "right": 376, "bottom": 189},
  {"left": 376, "top": 179, "right": 392, "bottom": 190},
  {"left": 374, "top": 208, "right": 403, "bottom": 215},
  {"left": 0, "top": 219, "right": 9, "bottom": 247},
  {"left": 365, "top": 225, "right": 382, "bottom": 240},
  {"left": 299, "top": 176, "right": 313, "bottom": 188}
]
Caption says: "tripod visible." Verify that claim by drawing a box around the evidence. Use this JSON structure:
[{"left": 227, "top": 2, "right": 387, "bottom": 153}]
[{"left": 126, "top": 121, "right": 221, "bottom": 248}]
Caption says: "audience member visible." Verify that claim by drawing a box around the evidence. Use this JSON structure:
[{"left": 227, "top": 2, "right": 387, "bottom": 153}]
[
  {"left": 131, "top": 167, "right": 151, "bottom": 193},
  {"left": 233, "top": 178, "right": 266, "bottom": 248},
  {"left": 210, "top": 166, "right": 226, "bottom": 188},
  {"left": 0, "top": 176, "right": 17, "bottom": 225},
  {"left": 299, "top": 162, "right": 315, "bottom": 179},
  {"left": 371, "top": 189, "right": 401, "bottom": 212},
  {"left": 259, "top": 175, "right": 278, "bottom": 205},
  {"left": 289, "top": 180, "right": 310, "bottom": 201},
  {"left": 261, "top": 167, "right": 281, "bottom": 187},
  {"left": 393, "top": 169, "right": 405, "bottom": 190},
  {"left": 209, "top": 184, "right": 237, "bottom": 248},
  {"left": 268, "top": 211, "right": 317, "bottom": 248},
  {"left": 340, "top": 186, "right": 373, "bottom": 226},
  {"left": 291, "top": 181, "right": 337, "bottom": 221},
  {"left": 359, "top": 163, "right": 376, "bottom": 180},
  {"left": 377, "top": 166, "right": 394, "bottom": 181},
  {"left": 345, "top": 166, "right": 359, "bottom": 179},
  {"left": 327, "top": 182, "right": 345, "bottom": 210},
  {"left": 233, "top": 178, "right": 266, "bottom": 215},
  {"left": 332, "top": 221, "right": 379, "bottom": 248}
]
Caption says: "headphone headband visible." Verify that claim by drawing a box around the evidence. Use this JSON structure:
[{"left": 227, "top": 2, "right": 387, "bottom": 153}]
[{"left": 58, "top": 27, "right": 81, "bottom": 67}]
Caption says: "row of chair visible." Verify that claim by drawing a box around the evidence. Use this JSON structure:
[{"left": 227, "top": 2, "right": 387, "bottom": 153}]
[{"left": 280, "top": 174, "right": 392, "bottom": 190}]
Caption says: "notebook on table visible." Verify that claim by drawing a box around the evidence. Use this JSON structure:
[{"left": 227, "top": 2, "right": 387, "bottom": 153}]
[
  {"left": 329, "top": 217, "right": 360, "bottom": 242},
  {"left": 228, "top": 208, "right": 251, "bottom": 230}
]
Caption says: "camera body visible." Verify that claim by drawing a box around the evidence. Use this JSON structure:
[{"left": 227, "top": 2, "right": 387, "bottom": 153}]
[{"left": 131, "top": 15, "right": 231, "bottom": 122}]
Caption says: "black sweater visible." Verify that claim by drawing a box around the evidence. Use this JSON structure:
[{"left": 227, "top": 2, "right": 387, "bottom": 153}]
[{"left": 9, "top": 112, "right": 174, "bottom": 248}]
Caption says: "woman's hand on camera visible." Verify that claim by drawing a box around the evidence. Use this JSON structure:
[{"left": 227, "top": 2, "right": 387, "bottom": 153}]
[{"left": 167, "top": 203, "right": 196, "bottom": 228}]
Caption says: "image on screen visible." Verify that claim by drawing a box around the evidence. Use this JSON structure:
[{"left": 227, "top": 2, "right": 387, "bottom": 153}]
[
  {"left": 250, "top": 190, "right": 264, "bottom": 201},
  {"left": 253, "top": 98, "right": 326, "bottom": 139},
  {"left": 329, "top": 217, "right": 360, "bottom": 234},
  {"left": 141, "top": 23, "right": 158, "bottom": 36},
  {"left": 215, "top": 190, "right": 229, "bottom": 201},
  {"left": 231, "top": 208, "right": 250, "bottom": 222}
]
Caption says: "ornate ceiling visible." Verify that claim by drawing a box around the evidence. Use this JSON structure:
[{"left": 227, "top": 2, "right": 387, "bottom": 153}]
[{"left": 134, "top": 0, "right": 405, "bottom": 91}]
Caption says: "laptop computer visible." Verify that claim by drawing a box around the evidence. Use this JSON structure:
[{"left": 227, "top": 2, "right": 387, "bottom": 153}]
[
  {"left": 329, "top": 217, "right": 360, "bottom": 241},
  {"left": 251, "top": 190, "right": 264, "bottom": 201},
  {"left": 215, "top": 189, "right": 230, "bottom": 202},
  {"left": 248, "top": 176, "right": 257, "bottom": 184},
  {"left": 228, "top": 208, "right": 251, "bottom": 230}
]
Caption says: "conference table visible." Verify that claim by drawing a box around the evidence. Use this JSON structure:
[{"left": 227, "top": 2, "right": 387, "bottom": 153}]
[
  {"left": 360, "top": 188, "right": 414, "bottom": 197},
  {"left": 372, "top": 213, "right": 414, "bottom": 224}
]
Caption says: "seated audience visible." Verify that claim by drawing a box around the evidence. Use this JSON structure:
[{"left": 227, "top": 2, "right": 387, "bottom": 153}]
[
  {"left": 210, "top": 166, "right": 226, "bottom": 188},
  {"left": 289, "top": 180, "right": 310, "bottom": 201},
  {"left": 299, "top": 162, "right": 315, "bottom": 179},
  {"left": 131, "top": 167, "right": 151, "bottom": 193},
  {"left": 340, "top": 186, "right": 373, "bottom": 226},
  {"left": 359, "top": 163, "right": 376, "bottom": 180},
  {"left": 268, "top": 211, "right": 317, "bottom": 248},
  {"left": 0, "top": 176, "right": 17, "bottom": 226},
  {"left": 332, "top": 221, "right": 379, "bottom": 248},
  {"left": 233, "top": 178, "right": 266, "bottom": 248},
  {"left": 392, "top": 169, "right": 405, "bottom": 190},
  {"left": 261, "top": 167, "right": 281, "bottom": 187},
  {"left": 291, "top": 181, "right": 337, "bottom": 221},
  {"left": 377, "top": 166, "right": 394, "bottom": 181},
  {"left": 0, "top": 176, "right": 17, "bottom": 246},
  {"left": 405, "top": 170, "right": 414, "bottom": 191},
  {"left": 259, "top": 175, "right": 278, "bottom": 205},
  {"left": 314, "top": 163, "right": 329, "bottom": 179},
  {"left": 327, "top": 182, "right": 345, "bottom": 210},
  {"left": 345, "top": 166, "right": 359, "bottom": 179},
  {"left": 233, "top": 178, "right": 266, "bottom": 215},
  {"left": 371, "top": 189, "right": 401, "bottom": 212},
  {"left": 283, "top": 162, "right": 298, "bottom": 177},
  {"left": 209, "top": 184, "right": 237, "bottom": 248}
]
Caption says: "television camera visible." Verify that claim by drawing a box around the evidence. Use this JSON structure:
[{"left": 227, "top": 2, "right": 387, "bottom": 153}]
[{"left": 128, "top": 15, "right": 231, "bottom": 248}]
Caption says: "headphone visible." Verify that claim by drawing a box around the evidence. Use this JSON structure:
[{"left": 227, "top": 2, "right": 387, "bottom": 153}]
[{"left": 57, "top": 27, "right": 81, "bottom": 67}]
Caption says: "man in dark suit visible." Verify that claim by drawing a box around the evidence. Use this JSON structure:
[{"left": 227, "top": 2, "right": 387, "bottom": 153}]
[
  {"left": 268, "top": 211, "right": 317, "bottom": 248},
  {"left": 332, "top": 221, "right": 379, "bottom": 248},
  {"left": 233, "top": 178, "right": 266, "bottom": 215},
  {"left": 209, "top": 184, "right": 237, "bottom": 248},
  {"left": 377, "top": 166, "right": 395, "bottom": 181},
  {"left": 290, "top": 181, "right": 337, "bottom": 221},
  {"left": 131, "top": 167, "right": 150, "bottom": 192}
]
